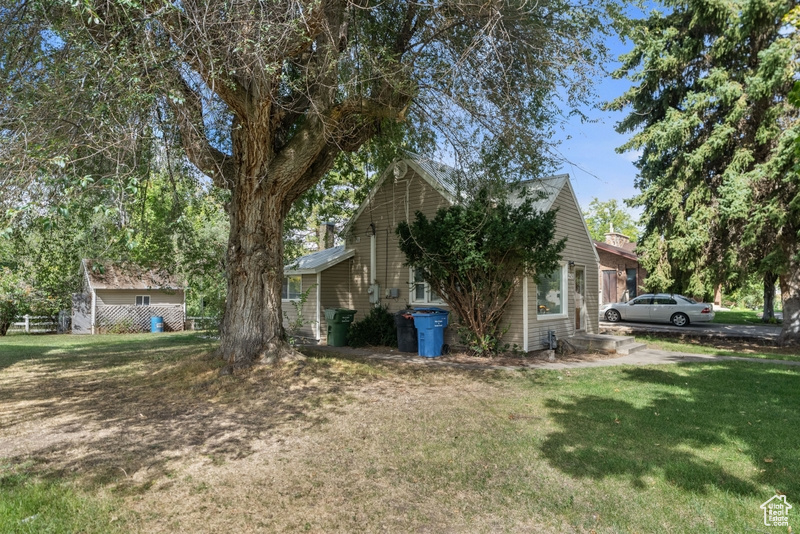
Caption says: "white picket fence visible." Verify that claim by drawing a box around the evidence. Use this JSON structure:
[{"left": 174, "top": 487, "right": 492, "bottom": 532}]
[{"left": 9, "top": 315, "right": 58, "bottom": 334}]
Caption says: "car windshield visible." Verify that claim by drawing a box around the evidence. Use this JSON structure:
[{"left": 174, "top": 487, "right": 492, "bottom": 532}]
[{"left": 676, "top": 295, "right": 697, "bottom": 304}]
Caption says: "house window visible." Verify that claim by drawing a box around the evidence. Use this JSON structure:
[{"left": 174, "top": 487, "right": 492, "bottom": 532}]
[
  {"left": 537, "top": 265, "right": 567, "bottom": 316},
  {"left": 409, "top": 268, "right": 444, "bottom": 304},
  {"left": 135, "top": 295, "right": 150, "bottom": 306},
  {"left": 282, "top": 275, "right": 302, "bottom": 300}
]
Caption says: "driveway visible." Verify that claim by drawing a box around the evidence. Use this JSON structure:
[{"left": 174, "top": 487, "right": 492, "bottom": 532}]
[{"left": 599, "top": 320, "right": 781, "bottom": 343}]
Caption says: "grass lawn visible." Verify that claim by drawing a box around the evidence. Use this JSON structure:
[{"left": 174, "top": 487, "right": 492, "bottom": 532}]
[
  {"left": 638, "top": 334, "right": 800, "bottom": 363},
  {"left": 1, "top": 333, "right": 798, "bottom": 532},
  {"left": 713, "top": 308, "right": 781, "bottom": 326}
]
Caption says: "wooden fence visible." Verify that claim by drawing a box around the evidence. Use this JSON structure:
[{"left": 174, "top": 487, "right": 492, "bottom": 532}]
[{"left": 9, "top": 316, "right": 58, "bottom": 334}]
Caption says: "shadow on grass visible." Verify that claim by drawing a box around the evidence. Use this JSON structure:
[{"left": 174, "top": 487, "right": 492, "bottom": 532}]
[{"left": 540, "top": 363, "right": 800, "bottom": 497}]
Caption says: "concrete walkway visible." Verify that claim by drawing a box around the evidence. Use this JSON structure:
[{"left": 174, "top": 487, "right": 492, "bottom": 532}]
[{"left": 305, "top": 344, "right": 800, "bottom": 371}]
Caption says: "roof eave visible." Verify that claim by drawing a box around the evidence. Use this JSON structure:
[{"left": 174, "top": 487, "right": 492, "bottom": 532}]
[{"left": 284, "top": 248, "right": 355, "bottom": 275}]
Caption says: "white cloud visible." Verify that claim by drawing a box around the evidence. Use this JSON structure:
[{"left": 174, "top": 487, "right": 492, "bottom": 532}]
[{"left": 620, "top": 149, "right": 642, "bottom": 163}]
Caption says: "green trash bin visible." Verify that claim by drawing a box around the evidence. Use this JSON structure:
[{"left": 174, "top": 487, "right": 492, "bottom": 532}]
[{"left": 324, "top": 308, "right": 357, "bottom": 347}]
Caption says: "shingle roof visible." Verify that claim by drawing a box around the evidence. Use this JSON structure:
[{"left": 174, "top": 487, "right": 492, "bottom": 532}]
[
  {"left": 593, "top": 240, "right": 639, "bottom": 262},
  {"left": 285, "top": 245, "right": 355, "bottom": 275},
  {"left": 82, "top": 260, "right": 184, "bottom": 290}
]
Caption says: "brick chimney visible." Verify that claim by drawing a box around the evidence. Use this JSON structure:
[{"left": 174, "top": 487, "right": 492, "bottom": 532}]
[
  {"left": 604, "top": 231, "right": 632, "bottom": 248},
  {"left": 318, "top": 222, "right": 335, "bottom": 250},
  {"left": 604, "top": 223, "right": 631, "bottom": 248}
]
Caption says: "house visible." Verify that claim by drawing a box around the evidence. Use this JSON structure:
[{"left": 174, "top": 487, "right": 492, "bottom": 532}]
[
  {"left": 283, "top": 158, "right": 600, "bottom": 350},
  {"left": 595, "top": 230, "right": 646, "bottom": 305},
  {"left": 72, "top": 259, "right": 186, "bottom": 334}
]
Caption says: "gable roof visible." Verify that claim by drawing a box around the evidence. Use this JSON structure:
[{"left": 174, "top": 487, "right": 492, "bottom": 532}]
[
  {"left": 344, "top": 158, "right": 573, "bottom": 236},
  {"left": 340, "top": 157, "right": 598, "bottom": 265},
  {"left": 82, "top": 259, "right": 184, "bottom": 291},
  {"left": 594, "top": 240, "right": 639, "bottom": 262},
  {"left": 285, "top": 245, "right": 355, "bottom": 275},
  {"left": 512, "top": 174, "right": 569, "bottom": 212}
]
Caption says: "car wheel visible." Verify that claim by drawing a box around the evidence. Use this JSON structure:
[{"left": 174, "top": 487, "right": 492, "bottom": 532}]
[
  {"left": 605, "top": 309, "right": 621, "bottom": 323},
  {"left": 671, "top": 312, "right": 689, "bottom": 327}
]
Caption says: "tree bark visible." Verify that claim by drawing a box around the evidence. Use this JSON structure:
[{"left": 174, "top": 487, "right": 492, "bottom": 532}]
[
  {"left": 762, "top": 271, "right": 777, "bottom": 322},
  {"left": 218, "top": 181, "right": 298, "bottom": 368},
  {"left": 779, "top": 257, "right": 800, "bottom": 346}
]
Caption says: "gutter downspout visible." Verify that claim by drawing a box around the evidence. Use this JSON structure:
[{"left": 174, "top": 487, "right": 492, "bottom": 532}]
[
  {"left": 370, "top": 232, "right": 377, "bottom": 285},
  {"left": 523, "top": 276, "right": 529, "bottom": 352},
  {"left": 316, "top": 272, "right": 322, "bottom": 341}
]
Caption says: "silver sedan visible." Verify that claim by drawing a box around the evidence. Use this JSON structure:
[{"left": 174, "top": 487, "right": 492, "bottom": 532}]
[{"left": 600, "top": 294, "right": 715, "bottom": 327}]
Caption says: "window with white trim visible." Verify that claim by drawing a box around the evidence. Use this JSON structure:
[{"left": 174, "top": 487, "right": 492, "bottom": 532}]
[
  {"left": 536, "top": 264, "right": 567, "bottom": 317},
  {"left": 135, "top": 295, "right": 150, "bottom": 306},
  {"left": 409, "top": 268, "right": 444, "bottom": 304},
  {"left": 282, "top": 275, "right": 302, "bottom": 300}
]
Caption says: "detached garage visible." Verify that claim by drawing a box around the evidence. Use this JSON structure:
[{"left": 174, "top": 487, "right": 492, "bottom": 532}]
[{"left": 72, "top": 259, "right": 186, "bottom": 334}]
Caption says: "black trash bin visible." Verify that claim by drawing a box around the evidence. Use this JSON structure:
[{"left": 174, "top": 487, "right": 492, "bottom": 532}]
[{"left": 394, "top": 310, "right": 418, "bottom": 353}]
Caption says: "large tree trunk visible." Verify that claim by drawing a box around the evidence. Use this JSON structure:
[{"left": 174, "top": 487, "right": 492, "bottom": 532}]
[
  {"left": 218, "top": 179, "right": 299, "bottom": 367},
  {"left": 216, "top": 120, "right": 308, "bottom": 368},
  {"left": 762, "top": 271, "right": 777, "bottom": 322},
  {"left": 779, "top": 257, "right": 800, "bottom": 346}
]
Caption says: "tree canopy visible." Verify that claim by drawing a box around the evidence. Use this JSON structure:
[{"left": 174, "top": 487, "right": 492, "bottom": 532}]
[
  {"left": 1, "top": 0, "right": 619, "bottom": 365},
  {"left": 583, "top": 197, "right": 640, "bottom": 243},
  {"left": 608, "top": 0, "right": 800, "bottom": 344}
]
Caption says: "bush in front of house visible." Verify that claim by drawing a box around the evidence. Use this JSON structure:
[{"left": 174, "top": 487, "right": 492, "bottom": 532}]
[
  {"left": 396, "top": 186, "right": 565, "bottom": 355},
  {"left": 347, "top": 306, "right": 398, "bottom": 348}
]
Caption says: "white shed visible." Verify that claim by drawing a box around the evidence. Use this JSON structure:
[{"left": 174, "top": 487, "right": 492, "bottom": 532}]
[{"left": 72, "top": 259, "right": 186, "bottom": 334}]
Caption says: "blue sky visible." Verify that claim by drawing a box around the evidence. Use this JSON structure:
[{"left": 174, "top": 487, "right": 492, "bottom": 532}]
[{"left": 553, "top": 14, "right": 646, "bottom": 220}]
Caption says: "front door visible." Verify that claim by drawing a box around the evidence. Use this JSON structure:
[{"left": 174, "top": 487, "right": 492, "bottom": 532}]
[
  {"left": 602, "top": 270, "right": 616, "bottom": 304},
  {"left": 575, "top": 267, "right": 586, "bottom": 331}
]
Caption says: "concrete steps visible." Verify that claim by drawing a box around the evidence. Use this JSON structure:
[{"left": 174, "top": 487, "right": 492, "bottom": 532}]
[{"left": 569, "top": 333, "right": 648, "bottom": 355}]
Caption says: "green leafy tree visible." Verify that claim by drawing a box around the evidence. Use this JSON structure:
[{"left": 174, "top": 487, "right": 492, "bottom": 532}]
[
  {"left": 583, "top": 198, "right": 640, "bottom": 243},
  {"left": 396, "top": 188, "right": 565, "bottom": 354},
  {"left": 608, "top": 0, "right": 800, "bottom": 343},
  {"left": 2, "top": 0, "right": 619, "bottom": 366},
  {"left": 0, "top": 268, "right": 44, "bottom": 335},
  {"left": 2, "top": 167, "right": 228, "bottom": 321}
]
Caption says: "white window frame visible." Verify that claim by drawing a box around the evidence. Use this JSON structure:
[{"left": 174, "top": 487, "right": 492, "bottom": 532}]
[
  {"left": 536, "top": 263, "right": 568, "bottom": 320},
  {"left": 409, "top": 267, "right": 445, "bottom": 305},
  {"left": 282, "top": 275, "right": 302, "bottom": 301},
  {"left": 135, "top": 295, "right": 150, "bottom": 306}
]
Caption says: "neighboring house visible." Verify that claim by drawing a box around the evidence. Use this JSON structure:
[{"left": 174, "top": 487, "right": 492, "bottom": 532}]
[
  {"left": 283, "top": 158, "right": 600, "bottom": 351},
  {"left": 72, "top": 259, "right": 186, "bottom": 334},
  {"left": 594, "top": 231, "right": 646, "bottom": 305}
]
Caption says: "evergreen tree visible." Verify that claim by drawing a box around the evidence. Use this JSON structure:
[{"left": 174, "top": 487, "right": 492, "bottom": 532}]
[{"left": 608, "top": 0, "right": 800, "bottom": 344}]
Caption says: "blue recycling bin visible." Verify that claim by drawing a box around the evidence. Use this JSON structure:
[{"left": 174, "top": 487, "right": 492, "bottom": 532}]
[
  {"left": 150, "top": 316, "right": 164, "bottom": 333},
  {"left": 411, "top": 308, "right": 449, "bottom": 357}
]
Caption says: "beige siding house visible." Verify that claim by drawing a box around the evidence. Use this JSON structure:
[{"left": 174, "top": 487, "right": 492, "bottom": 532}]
[
  {"left": 73, "top": 260, "right": 186, "bottom": 334},
  {"left": 283, "top": 158, "right": 599, "bottom": 351}
]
